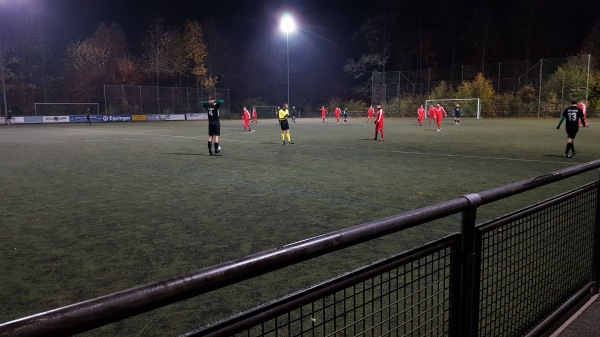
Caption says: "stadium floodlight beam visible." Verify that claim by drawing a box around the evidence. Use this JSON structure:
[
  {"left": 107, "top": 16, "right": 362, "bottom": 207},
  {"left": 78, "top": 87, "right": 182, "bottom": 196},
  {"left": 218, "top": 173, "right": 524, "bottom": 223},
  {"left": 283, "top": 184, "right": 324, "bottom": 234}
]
[{"left": 280, "top": 13, "right": 295, "bottom": 108}]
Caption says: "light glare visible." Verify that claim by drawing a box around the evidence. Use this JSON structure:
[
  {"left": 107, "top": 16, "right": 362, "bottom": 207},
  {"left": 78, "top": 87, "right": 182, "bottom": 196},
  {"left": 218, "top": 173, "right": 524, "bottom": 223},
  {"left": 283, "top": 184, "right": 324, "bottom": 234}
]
[{"left": 280, "top": 14, "right": 295, "bottom": 33}]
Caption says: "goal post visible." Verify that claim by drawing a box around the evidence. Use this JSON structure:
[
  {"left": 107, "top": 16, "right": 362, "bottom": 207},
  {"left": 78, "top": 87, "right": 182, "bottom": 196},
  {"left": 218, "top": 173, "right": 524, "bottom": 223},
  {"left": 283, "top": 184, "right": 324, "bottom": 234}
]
[
  {"left": 34, "top": 103, "right": 100, "bottom": 116},
  {"left": 251, "top": 106, "right": 278, "bottom": 119},
  {"left": 425, "top": 98, "right": 481, "bottom": 119}
]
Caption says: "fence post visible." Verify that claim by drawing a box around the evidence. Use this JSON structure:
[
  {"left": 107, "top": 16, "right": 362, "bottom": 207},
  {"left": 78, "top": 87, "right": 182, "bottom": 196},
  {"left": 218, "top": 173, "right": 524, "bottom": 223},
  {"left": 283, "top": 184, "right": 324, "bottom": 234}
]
[
  {"left": 458, "top": 193, "right": 482, "bottom": 337},
  {"left": 103, "top": 85, "right": 106, "bottom": 115},
  {"left": 585, "top": 54, "right": 591, "bottom": 106},
  {"left": 497, "top": 62, "right": 501, "bottom": 93},
  {"left": 428, "top": 68, "right": 431, "bottom": 94},
  {"left": 139, "top": 86, "right": 143, "bottom": 114},
  {"left": 593, "top": 169, "right": 600, "bottom": 294},
  {"left": 538, "top": 58, "right": 543, "bottom": 118}
]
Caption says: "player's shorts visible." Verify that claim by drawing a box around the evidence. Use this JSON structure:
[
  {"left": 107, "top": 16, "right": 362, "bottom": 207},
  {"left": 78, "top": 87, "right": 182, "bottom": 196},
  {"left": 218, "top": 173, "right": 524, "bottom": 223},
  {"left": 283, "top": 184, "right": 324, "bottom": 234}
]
[
  {"left": 566, "top": 127, "right": 578, "bottom": 139},
  {"left": 454, "top": 112, "right": 461, "bottom": 118},
  {"left": 280, "top": 120, "right": 290, "bottom": 130},
  {"left": 208, "top": 121, "right": 221, "bottom": 136}
]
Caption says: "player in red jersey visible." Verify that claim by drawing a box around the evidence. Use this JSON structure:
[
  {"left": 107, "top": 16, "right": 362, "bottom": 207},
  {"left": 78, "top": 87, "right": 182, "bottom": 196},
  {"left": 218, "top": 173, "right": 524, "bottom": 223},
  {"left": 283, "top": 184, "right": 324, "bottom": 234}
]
[
  {"left": 578, "top": 101, "right": 587, "bottom": 127},
  {"left": 435, "top": 104, "right": 447, "bottom": 131},
  {"left": 374, "top": 103, "right": 384, "bottom": 141},
  {"left": 417, "top": 104, "right": 425, "bottom": 126},
  {"left": 252, "top": 108, "right": 258, "bottom": 124},
  {"left": 242, "top": 107, "right": 251, "bottom": 131},
  {"left": 367, "top": 105, "right": 374, "bottom": 123},
  {"left": 321, "top": 106, "right": 328, "bottom": 122},
  {"left": 334, "top": 106, "right": 341, "bottom": 124},
  {"left": 428, "top": 105, "right": 437, "bottom": 123}
]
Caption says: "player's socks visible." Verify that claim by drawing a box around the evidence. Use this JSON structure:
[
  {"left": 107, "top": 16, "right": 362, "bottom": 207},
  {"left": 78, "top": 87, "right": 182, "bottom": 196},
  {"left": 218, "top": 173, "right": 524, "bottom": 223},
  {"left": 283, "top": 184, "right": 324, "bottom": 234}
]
[
  {"left": 208, "top": 141, "right": 212, "bottom": 152},
  {"left": 281, "top": 133, "right": 285, "bottom": 142},
  {"left": 286, "top": 134, "right": 291, "bottom": 143},
  {"left": 214, "top": 142, "right": 220, "bottom": 153}
]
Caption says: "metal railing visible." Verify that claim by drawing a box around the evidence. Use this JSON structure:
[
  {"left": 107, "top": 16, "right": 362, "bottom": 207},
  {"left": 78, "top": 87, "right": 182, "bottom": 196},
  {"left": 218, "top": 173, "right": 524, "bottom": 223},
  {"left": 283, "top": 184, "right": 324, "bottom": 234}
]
[{"left": 1, "top": 160, "right": 599, "bottom": 337}]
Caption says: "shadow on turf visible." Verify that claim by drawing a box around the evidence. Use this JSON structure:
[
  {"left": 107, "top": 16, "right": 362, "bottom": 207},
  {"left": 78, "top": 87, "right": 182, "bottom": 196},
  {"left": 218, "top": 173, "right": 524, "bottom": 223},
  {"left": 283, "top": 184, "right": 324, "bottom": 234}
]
[{"left": 169, "top": 152, "right": 207, "bottom": 156}]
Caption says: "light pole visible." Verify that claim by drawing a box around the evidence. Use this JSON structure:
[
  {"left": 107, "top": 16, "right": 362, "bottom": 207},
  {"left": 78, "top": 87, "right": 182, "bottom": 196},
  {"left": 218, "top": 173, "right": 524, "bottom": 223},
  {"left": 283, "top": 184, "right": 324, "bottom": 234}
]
[
  {"left": 280, "top": 13, "right": 295, "bottom": 106},
  {"left": 0, "top": 32, "right": 7, "bottom": 120}
]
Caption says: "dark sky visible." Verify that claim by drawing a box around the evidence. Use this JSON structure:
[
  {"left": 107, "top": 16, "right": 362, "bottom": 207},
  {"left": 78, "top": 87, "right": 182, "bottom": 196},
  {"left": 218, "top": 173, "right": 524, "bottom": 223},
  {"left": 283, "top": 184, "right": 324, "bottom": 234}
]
[{"left": 1, "top": 0, "right": 598, "bottom": 104}]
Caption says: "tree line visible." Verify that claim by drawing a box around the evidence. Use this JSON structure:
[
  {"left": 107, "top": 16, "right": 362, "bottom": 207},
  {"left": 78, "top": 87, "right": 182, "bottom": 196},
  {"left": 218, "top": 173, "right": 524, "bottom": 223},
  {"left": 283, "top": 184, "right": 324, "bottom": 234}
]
[{"left": 1, "top": 0, "right": 599, "bottom": 115}]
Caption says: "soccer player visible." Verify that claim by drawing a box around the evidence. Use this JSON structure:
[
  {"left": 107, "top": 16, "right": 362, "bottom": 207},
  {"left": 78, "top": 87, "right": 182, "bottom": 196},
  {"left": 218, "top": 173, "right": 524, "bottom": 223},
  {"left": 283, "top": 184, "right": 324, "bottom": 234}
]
[
  {"left": 321, "top": 106, "right": 327, "bottom": 122},
  {"left": 85, "top": 108, "right": 92, "bottom": 126},
  {"left": 6, "top": 109, "right": 13, "bottom": 125},
  {"left": 343, "top": 107, "right": 348, "bottom": 124},
  {"left": 374, "top": 103, "right": 384, "bottom": 141},
  {"left": 252, "top": 107, "right": 258, "bottom": 124},
  {"left": 428, "top": 104, "right": 437, "bottom": 123},
  {"left": 292, "top": 106, "right": 297, "bottom": 122},
  {"left": 279, "top": 103, "right": 294, "bottom": 145},
  {"left": 199, "top": 97, "right": 223, "bottom": 156},
  {"left": 334, "top": 106, "right": 341, "bottom": 124},
  {"left": 242, "top": 106, "right": 251, "bottom": 131},
  {"left": 453, "top": 104, "right": 462, "bottom": 125},
  {"left": 417, "top": 104, "right": 425, "bottom": 126},
  {"left": 367, "top": 105, "right": 374, "bottom": 123},
  {"left": 557, "top": 100, "right": 587, "bottom": 158},
  {"left": 435, "top": 104, "right": 447, "bottom": 131},
  {"left": 578, "top": 101, "right": 587, "bottom": 127}
]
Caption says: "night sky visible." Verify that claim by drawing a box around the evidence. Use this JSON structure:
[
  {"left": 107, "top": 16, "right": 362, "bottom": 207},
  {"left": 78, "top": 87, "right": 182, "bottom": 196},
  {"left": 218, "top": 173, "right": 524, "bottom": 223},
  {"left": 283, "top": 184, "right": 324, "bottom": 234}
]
[{"left": 0, "top": 0, "right": 598, "bottom": 105}]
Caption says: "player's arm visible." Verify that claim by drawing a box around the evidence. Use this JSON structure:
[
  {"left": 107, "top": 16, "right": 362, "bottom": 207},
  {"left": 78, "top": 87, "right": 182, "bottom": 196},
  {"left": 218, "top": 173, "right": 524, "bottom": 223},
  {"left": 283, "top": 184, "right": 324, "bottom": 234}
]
[{"left": 556, "top": 115, "right": 565, "bottom": 129}]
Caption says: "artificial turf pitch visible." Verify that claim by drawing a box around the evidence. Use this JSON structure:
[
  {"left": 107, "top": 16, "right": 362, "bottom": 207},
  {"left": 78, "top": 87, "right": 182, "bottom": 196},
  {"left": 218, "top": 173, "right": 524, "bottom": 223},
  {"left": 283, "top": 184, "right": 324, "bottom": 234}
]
[{"left": 0, "top": 117, "right": 598, "bottom": 336}]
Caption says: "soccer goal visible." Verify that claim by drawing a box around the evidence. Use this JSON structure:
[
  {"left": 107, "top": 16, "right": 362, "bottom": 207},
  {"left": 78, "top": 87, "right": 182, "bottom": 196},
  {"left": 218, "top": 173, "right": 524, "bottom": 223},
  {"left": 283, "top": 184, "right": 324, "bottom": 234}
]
[
  {"left": 34, "top": 103, "right": 100, "bottom": 116},
  {"left": 251, "top": 106, "right": 279, "bottom": 119},
  {"left": 425, "top": 98, "right": 481, "bottom": 119}
]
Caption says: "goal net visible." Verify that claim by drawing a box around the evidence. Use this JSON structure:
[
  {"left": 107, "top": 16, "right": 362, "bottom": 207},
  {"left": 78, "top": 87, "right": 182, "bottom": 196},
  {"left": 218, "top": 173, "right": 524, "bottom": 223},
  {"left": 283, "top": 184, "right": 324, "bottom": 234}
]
[
  {"left": 251, "top": 106, "right": 278, "bottom": 119},
  {"left": 425, "top": 98, "right": 481, "bottom": 119},
  {"left": 34, "top": 103, "right": 100, "bottom": 116}
]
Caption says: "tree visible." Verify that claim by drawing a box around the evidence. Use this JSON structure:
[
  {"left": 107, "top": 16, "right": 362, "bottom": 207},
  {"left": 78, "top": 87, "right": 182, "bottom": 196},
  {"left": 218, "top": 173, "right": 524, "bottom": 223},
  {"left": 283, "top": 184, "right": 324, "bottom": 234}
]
[
  {"left": 467, "top": 2, "right": 502, "bottom": 67},
  {"left": 581, "top": 22, "right": 600, "bottom": 71},
  {"left": 8, "top": 15, "right": 58, "bottom": 112},
  {"left": 65, "top": 22, "right": 134, "bottom": 101},
  {"left": 343, "top": 54, "right": 385, "bottom": 97},
  {"left": 542, "top": 58, "right": 590, "bottom": 104},
  {"left": 456, "top": 73, "right": 495, "bottom": 102},
  {"left": 141, "top": 19, "right": 176, "bottom": 86},
  {"left": 456, "top": 73, "right": 496, "bottom": 102},
  {"left": 183, "top": 20, "right": 211, "bottom": 87},
  {"left": 202, "top": 19, "right": 233, "bottom": 88},
  {"left": 429, "top": 80, "right": 454, "bottom": 99},
  {"left": 344, "top": 0, "right": 400, "bottom": 99}
]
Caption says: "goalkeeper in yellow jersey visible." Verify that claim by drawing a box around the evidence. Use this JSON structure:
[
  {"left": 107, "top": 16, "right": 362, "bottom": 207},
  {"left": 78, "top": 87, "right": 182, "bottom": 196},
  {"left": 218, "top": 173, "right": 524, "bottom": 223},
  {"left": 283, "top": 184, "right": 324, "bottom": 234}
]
[{"left": 278, "top": 103, "right": 294, "bottom": 145}]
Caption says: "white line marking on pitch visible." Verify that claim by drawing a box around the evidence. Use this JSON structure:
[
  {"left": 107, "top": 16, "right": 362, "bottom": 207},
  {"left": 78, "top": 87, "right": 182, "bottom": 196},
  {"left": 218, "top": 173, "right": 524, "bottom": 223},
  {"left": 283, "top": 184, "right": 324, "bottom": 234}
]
[{"left": 22, "top": 127, "right": 578, "bottom": 165}]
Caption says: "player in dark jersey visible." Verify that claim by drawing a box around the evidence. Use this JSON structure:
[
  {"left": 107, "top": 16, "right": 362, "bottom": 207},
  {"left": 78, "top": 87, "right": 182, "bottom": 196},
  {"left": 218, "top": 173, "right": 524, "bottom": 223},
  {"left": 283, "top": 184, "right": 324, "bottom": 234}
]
[
  {"left": 199, "top": 97, "right": 224, "bottom": 156},
  {"left": 453, "top": 104, "right": 462, "bottom": 125},
  {"left": 85, "top": 108, "right": 92, "bottom": 126},
  {"left": 556, "top": 100, "right": 587, "bottom": 158}
]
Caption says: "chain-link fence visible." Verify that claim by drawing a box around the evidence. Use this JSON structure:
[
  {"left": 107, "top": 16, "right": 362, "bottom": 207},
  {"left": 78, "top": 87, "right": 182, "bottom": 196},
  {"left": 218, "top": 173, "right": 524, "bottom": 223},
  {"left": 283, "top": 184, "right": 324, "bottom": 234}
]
[
  {"left": 373, "top": 55, "right": 592, "bottom": 117},
  {"left": 104, "top": 85, "right": 231, "bottom": 117}
]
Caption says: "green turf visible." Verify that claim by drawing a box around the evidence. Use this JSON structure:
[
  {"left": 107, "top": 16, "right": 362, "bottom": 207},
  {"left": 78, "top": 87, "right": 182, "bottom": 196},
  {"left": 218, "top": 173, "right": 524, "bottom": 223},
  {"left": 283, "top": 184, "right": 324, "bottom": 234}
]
[{"left": 0, "top": 117, "right": 598, "bottom": 336}]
